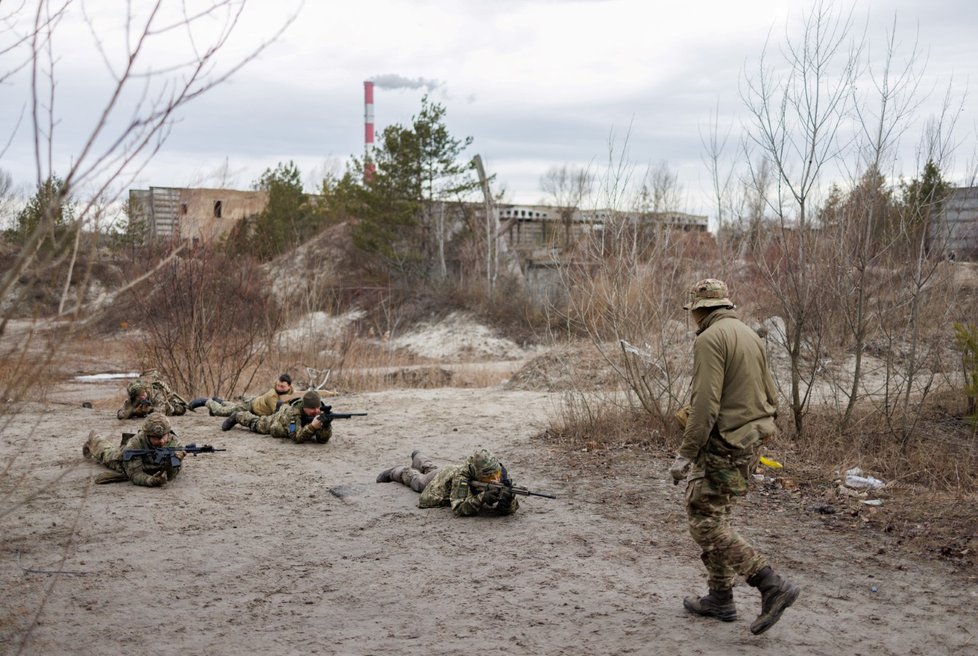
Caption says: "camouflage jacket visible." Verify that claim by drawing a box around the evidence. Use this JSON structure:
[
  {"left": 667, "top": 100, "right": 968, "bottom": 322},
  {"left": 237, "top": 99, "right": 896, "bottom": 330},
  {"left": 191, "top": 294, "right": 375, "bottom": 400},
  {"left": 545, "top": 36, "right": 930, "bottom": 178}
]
[
  {"left": 117, "top": 375, "right": 188, "bottom": 419},
  {"left": 121, "top": 431, "right": 183, "bottom": 487},
  {"left": 418, "top": 461, "right": 519, "bottom": 517},
  {"left": 265, "top": 399, "right": 332, "bottom": 444},
  {"left": 681, "top": 308, "right": 779, "bottom": 478}
]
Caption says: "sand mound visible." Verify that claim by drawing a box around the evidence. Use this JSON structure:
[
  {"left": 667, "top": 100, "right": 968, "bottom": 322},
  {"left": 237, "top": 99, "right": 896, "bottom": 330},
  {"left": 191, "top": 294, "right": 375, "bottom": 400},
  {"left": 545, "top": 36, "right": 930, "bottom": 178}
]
[{"left": 388, "top": 312, "right": 528, "bottom": 360}]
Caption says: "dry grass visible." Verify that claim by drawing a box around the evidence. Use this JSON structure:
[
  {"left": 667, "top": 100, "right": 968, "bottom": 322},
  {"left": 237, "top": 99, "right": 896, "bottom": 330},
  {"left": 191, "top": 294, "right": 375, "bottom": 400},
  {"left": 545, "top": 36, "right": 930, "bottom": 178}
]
[{"left": 541, "top": 391, "right": 681, "bottom": 452}]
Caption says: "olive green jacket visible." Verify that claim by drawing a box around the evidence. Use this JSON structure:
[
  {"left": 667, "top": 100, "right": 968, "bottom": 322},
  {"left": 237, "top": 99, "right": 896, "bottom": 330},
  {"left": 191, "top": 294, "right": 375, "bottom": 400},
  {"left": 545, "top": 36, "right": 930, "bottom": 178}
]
[
  {"left": 249, "top": 385, "right": 294, "bottom": 416},
  {"left": 680, "top": 308, "right": 778, "bottom": 472}
]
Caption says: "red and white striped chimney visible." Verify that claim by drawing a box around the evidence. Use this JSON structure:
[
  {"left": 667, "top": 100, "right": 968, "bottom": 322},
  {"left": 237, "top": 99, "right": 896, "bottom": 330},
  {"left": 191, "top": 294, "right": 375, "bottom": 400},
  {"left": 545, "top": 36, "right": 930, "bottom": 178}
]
[{"left": 364, "top": 80, "right": 376, "bottom": 182}]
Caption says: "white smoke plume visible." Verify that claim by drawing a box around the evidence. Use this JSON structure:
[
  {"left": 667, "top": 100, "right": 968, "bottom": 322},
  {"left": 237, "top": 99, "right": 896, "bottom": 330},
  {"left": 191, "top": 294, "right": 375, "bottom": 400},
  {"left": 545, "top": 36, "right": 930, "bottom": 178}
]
[{"left": 370, "top": 73, "right": 443, "bottom": 92}]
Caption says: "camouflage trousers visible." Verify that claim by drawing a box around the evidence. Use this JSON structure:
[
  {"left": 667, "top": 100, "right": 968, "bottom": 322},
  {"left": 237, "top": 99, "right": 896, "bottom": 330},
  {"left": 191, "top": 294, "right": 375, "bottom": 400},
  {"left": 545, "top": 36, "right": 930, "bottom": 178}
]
[
  {"left": 204, "top": 398, "right": 249, "bottom": 417},
  {"left": 85, "top": 434, "right": 125, "bottom": 473},
  {"left": 394, "top": 451, "right": 440, "bottom": 493},
  {"left": 234, "top": 410, "right": 273, "bottom": 434},
  {"left": 686, "top": 438, "right": 767, "bottom": 590}
]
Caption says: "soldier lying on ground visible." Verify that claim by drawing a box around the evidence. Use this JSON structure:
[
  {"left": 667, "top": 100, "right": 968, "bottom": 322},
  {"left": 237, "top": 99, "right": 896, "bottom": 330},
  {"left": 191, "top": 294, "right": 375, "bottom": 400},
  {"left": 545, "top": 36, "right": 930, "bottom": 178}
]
[
  {"left": 220, "top": 390, "right": 332, "bottom": 444},
  {"left": 116, "top": 371, "right": 187, "bottom": 419},
  {"left": 376, "top": 448, "right": 519, "bottom": 517},
  {"left": 83, "top": 413, "right": 182, "bottom": 487},
  {"left": 187, "top": 373, "right": 295, "bottom": 417}
]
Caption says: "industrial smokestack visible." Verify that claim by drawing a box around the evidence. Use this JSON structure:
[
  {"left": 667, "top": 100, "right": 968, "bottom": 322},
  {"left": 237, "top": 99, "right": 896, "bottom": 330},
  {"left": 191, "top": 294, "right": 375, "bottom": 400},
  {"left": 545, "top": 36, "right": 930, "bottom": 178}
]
[{"left": 364, "top": 80, "right": 375, "bottom": 182}]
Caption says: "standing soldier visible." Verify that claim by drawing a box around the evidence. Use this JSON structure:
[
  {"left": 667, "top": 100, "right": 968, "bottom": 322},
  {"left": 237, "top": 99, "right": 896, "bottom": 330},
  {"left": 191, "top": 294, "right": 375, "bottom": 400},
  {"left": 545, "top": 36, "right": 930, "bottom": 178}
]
[
  {"left": 376, "top": 448, "right": 519, "bottom": 517},
  {"left": 187, "top": 373, "right": 295, "bottom": 417},
  {"left": 116, "top": 371, "right": 187, "bottom": 419},
  {"left": 220, "top": 390, "right": 332, "bottom": 444},
  {"left": 83, "top": 412, "right": 182, "bottom": 487},
  {"left": 670, "top": 278, "right": 799, "bottom": 635}
]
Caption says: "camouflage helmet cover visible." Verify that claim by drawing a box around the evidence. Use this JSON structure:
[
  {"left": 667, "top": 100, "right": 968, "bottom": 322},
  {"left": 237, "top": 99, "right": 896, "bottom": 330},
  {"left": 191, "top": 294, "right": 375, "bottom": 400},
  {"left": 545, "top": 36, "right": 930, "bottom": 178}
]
[
  {"left": 126, "top": 380, "right": 148, "bottom": 399},
  {"left": 469, "top": 448, "right": 502, "bottom": 480},
  {"left": 683, "top": 278, "right": 734, "bottom": 311},
  {"left": 142, "top": 412, "right": 171, "bottom": 438},
  {"left": 302, "top": 390, "right": 321, "bottom": 409}
]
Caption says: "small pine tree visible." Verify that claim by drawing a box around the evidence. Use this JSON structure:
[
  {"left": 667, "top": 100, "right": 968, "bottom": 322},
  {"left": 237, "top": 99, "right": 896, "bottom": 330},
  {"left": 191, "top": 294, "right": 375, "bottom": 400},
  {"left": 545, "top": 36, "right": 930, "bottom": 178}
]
[
  {"left": 953, "top": 322, "right": 978, "bottom": 425},
  {"left": 14, "top": 175, "right": 74, "bottom": 253}
]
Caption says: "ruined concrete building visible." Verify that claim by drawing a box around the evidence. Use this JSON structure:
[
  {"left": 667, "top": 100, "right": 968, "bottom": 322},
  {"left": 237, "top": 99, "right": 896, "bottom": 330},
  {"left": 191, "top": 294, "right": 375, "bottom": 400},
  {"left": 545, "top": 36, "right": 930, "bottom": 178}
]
[
  {"left": 128, "top": 187, "right": 267, "bottom": 244},
  {"left": 931, "top": 186, "right": 978, "bottom": 260}
]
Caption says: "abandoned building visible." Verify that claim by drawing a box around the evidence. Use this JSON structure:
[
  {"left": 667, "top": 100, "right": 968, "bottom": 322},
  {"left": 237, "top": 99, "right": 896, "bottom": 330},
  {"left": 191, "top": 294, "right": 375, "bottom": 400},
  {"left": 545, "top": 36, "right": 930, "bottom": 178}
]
[
  {"left": 929, "top": 186, "right": 978, "bottom": 260},
  {"left": 128, "top": 187, "right": 267, "bottom": 244}
]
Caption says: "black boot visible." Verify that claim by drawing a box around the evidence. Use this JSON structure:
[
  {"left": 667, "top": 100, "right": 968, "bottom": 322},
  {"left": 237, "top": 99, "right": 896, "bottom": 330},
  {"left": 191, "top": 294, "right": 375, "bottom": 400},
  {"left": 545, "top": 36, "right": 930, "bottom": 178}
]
[
  {"left": 376, "top": 465, "right": 405, "bottom": 483},
  {"left": 221, "top": 414, "right": 238, "bottom": 431},
  {"left": 187, "top": 398, "right": 208, "bottom": 411},
  {"left": 683, "top": 587, "right": 737, "bottom": 622},
  {"left": 747, "top": 567, "right": 799, "bottom": 635}
]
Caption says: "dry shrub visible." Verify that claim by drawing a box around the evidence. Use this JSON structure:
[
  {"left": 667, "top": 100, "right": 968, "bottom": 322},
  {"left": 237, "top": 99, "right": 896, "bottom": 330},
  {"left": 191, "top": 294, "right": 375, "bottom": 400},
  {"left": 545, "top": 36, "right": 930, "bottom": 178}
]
[
  {"left": 123, "top": 248, "right": 282, "bottom": 397},
  {"left": 543, "top": 391, "right": 680, "bottom": 451},
  {"left": 789, "top": 392, "right": 978, "bottom": 492},
  {"left": 505, "top": 341, "right": 623, "bottom": 392}
]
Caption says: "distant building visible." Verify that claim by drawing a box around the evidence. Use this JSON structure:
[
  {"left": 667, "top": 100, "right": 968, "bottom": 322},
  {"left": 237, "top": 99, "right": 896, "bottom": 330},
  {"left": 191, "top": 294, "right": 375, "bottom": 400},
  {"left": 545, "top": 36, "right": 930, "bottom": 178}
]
[
  {"left": 128, "top": 187, "right": 267, "bottom": 244},
  {"left": 495, "top": 204, "right": 710, "bottom": 304},
  {"left": 931, "top": 186, "right": 978, "bottom": 260},
  {"left": 497, "top": 203, "right": 708, "bottom": 253}
]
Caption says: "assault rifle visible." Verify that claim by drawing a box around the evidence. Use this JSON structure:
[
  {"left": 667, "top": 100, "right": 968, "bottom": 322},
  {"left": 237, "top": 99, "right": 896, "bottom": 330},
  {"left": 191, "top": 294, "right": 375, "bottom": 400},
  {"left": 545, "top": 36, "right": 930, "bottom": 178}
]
[
  {"left": 470, "top": 480, "right": 557, "bottom": 500},
  {"left": 122, "top": 443, "right": 226, "bottom": 468},
  {"left": 321, "top": 406, "right": 367, "bottom": 421}
]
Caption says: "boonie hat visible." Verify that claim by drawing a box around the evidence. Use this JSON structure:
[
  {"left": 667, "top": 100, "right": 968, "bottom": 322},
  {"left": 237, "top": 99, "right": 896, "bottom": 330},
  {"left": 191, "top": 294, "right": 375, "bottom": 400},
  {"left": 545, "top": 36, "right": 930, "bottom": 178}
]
[{"left": 683, "top": 278, "right": 734, "bottom": 311}]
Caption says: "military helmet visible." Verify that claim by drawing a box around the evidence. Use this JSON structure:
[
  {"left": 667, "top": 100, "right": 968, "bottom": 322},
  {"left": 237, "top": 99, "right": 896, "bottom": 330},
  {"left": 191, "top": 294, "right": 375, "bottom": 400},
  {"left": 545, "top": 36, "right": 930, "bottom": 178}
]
[
  {"left": 470, "top": 448, "right": 502, "bottom": 481},
  {"left": 142, "top": 412, "right": 171, "bottom": 438},
  {"left": 127, "top": 381, "right": 148, "bottom": 399},
  {"left": 683, "top": 278, "right": 734, "bottom": 311},
  {"left": 302, "top": 390, "right": 321, "bottom": 409}
]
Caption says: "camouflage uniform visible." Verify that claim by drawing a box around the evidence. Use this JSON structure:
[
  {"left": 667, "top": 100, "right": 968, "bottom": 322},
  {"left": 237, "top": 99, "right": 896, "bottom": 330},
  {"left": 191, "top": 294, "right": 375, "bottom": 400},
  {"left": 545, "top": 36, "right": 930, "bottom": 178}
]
[
  {"left": 231, "top": 397, "right": 332, "bottom": 444},
  {"left": 204, "top": 385, "right": 293, "bottom": 417},
  {"left": 679, "top": 281, "right": 778, "bottom": 589},
  {"left": 116, "top": 371, "right": 187, "bottom": 419},
  {"left": 676, "top": 279, "right": 798, "bottom": 634},
  {"left": 383, "top": 449, "right": 519, "bottom": 517},
  {"left": 84, "top": 413, "right": 182, "bottom": 487}
]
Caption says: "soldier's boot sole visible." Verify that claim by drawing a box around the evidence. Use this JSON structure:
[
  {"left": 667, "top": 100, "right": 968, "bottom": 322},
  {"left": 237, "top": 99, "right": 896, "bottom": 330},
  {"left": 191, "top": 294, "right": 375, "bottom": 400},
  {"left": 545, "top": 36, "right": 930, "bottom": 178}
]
[
  {"left": 750, "top": 581, "right": 800, "bottom": 635},
  {"left": 221, "top": 415, "right": 238, "bottom": 431},
  {"left": 82, "top": 430, "right": 96, "bottom": 459},
  {"left": 683, "top": 594, "right": 737, "bottom": 622}
]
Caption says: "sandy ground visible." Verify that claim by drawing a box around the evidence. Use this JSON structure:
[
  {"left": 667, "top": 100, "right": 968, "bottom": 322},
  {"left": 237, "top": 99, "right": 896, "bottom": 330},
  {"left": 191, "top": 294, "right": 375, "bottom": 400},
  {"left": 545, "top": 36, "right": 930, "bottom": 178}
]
[{"left": 1, "top": 373, "right": 977, "bottom": 656}]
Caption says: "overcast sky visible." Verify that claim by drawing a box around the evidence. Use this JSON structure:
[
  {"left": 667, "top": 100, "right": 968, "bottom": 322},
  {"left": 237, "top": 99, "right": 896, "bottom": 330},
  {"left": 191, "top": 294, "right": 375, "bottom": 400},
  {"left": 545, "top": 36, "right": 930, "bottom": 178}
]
[{"left": 2, "top": 0, "right": 977, "bottom": 218}]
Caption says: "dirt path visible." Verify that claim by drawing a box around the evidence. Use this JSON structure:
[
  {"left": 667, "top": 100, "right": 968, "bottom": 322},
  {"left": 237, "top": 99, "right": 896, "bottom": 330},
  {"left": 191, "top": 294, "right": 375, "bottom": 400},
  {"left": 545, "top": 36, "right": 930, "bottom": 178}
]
[{"left": 1, "top": 378, "right": 975, "bottom": 655}]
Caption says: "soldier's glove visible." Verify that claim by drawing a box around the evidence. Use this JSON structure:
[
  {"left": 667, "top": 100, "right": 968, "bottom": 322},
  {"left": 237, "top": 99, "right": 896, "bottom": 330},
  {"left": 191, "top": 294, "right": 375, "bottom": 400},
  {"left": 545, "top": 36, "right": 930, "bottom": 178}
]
[
  {"left": 669, "top": 456, "right": 692, "bottom": 486},
  {"left": 482, "top": 484, "right": 502, "bottom": 505},
  {"left": 674, "top": 404, "right": 691, "bottom": 430},
  {"left": 497, "top": 486, "right": 515, "bottom": 506},
  {"left": 147, "top": 471, "right": 168, "bottom": 487}
]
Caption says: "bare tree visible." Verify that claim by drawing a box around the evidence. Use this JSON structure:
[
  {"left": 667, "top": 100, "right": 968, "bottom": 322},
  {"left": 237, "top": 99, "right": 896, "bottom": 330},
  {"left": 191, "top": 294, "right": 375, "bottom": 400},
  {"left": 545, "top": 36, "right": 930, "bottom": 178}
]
[
  {"left": 822, "top": 17, "right": 924, "bottom": 429},
  {"left": 0, "top": 0, "right": 294, "bottom": 384},
  {"left": 0, "top": 8, "right": 294, "bottom": 645},
  {"left": 741, "top": 0, "right": 860, "bottom": 435},
  {"left": 540, "top": 163, "right": 594, "bottom": 248}
]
